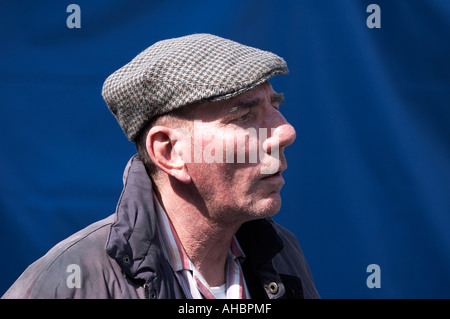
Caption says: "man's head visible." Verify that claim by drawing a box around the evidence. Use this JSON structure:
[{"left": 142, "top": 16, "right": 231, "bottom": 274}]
[{"left": 102, "top": 34, "right": 296, "bottom": 223}]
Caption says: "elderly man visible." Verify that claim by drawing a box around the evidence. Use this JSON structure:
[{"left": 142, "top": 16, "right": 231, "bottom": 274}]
[{"left": 3, "top": 34, "right": 319, "bottom": 299}]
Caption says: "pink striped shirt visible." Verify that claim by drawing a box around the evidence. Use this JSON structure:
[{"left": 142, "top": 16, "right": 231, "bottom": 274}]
[{"left": 153, "top": 193, "right": 250, "bottom": 299}]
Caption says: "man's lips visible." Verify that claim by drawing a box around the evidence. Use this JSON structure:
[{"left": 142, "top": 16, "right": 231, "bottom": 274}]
[
  {"left": 261, "top": 162, "right": 287, "bottom": 178},
  {"left": 261, "top": 172, "right": 284, "bottom": 185},
  {"left": 260, "top": 164, "right": 286, "bottom": 182}
]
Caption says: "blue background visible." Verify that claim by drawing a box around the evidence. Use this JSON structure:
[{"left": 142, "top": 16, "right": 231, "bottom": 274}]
[{"left": 1, "top": 0, "right": 449, "bottom": 298}]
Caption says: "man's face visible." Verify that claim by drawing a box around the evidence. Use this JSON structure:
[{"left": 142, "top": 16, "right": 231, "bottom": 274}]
[{"left": 180, "top": 82, "right": 296, "bottom": 225}]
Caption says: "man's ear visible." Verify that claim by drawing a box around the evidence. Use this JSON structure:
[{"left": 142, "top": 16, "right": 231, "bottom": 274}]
[{"left": 146, "top": 126, "right": 191, "bottom": 183}]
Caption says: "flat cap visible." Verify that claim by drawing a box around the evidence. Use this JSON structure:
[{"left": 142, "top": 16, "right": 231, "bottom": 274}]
[{"left": 102, "top": 33, "right": 288, "bottom": 141}]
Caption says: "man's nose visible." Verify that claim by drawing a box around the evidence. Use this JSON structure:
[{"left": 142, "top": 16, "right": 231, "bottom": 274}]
[
  {"left": 275, "top": 122, "right": 296, "bottom": 148},
  {"left": 262, "top": 122, "right": 296, "bottom": 152}
]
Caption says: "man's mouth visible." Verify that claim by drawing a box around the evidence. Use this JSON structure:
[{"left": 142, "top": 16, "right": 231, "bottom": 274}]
[{"left": 260, "top": 163, "right": 286, "bottom": 182}]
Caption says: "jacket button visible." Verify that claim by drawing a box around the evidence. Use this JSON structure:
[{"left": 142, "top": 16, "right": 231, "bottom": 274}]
[
  {"left": 123, "top": 255, "right": 131, "bottom": 265},
  {"left": 268, "top": 282, "right": 279, "bottom": 294}
]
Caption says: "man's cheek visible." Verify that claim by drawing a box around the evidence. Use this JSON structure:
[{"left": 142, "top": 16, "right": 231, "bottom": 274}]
[{"left": 223, "top": 127, "right": 259, "bottom": 165}]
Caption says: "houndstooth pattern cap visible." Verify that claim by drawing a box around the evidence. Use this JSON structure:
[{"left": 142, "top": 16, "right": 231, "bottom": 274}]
[{"left": 102, "top": 33, "right": 288, "bottom": 141}]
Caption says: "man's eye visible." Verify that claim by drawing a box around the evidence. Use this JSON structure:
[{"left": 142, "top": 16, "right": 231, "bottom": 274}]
[{"left": 237, "top": 114, "right": 248, "bottom": 121}]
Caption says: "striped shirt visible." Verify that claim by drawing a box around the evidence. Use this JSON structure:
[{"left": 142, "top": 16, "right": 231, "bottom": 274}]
[{"left": 153, "top": 193, "right": 250, "bottom": 299}]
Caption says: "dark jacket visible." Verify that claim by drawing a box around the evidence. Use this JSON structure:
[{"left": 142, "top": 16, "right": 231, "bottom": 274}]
[{"left": 2, "top": 156, "right": 319, "bottom": 299}]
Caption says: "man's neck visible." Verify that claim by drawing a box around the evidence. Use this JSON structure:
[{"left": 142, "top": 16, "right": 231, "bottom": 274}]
[{"left": 154, "top": 185, "right": 242, "bottom": 287}]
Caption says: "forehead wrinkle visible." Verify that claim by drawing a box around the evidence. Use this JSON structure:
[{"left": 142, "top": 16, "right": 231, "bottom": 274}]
[{"left": 228, "top": 91, "right": 284, "bottom": 114}]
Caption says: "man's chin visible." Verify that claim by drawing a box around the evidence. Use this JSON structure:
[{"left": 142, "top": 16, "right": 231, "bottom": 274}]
[{"left": 253, "top": 194, "right": 282, "bottom": 219}]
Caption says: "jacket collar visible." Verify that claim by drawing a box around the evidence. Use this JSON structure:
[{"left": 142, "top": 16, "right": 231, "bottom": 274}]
[
  {"left": 105, "top": 155, "right": 284, "bottom": 283},
  {"left": 105, "top": 155, "right": 161, "bottom": 281}
]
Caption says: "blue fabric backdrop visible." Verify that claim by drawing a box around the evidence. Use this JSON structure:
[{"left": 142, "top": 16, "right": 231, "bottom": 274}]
[{"left": 1, "top": 0, "right": 449, "bottom": 298}]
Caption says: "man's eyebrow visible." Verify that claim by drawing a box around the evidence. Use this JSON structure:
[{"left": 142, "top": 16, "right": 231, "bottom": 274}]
[
  {"left": 229, "top": 98, "right": 261, "bottom": 113},
  {"left": 271, "top": 92, "right": 285, "bottom": 105}
]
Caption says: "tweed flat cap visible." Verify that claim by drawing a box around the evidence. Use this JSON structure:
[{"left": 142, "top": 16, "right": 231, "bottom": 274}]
[{"left": 102, "top": 33, "right": 288, "bottom": 141}]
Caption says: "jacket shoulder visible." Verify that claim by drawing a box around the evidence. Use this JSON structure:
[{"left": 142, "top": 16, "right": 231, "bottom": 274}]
[{"left": 2, "top": 215, "right": 124, "bottom": 299}]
